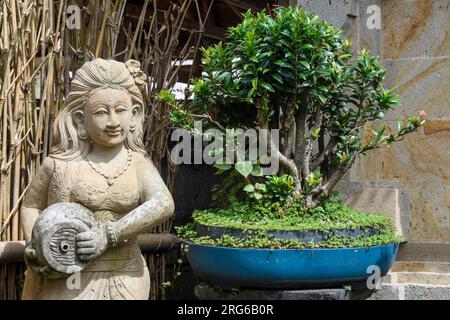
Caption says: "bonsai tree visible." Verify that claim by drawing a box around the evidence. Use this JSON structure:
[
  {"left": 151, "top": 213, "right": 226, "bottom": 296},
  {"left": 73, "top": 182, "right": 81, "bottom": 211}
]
[
  {"left": 171, "top": 7, "right": 423, "bottom": 208},
  {"left": 162, "top": 7, "right": 423, "bottom": 212}
]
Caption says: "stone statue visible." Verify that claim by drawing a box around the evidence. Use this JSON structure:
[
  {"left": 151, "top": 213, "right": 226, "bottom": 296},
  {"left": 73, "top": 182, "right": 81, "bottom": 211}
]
[{"left": 20, "top": 59, "right": 175, "bottom": 300}]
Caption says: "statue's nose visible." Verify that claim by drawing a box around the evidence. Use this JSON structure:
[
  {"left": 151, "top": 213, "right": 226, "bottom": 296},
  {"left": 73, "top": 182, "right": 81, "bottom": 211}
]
[{"left": 107, "top": 113, "right": 120, "bottom": 127}]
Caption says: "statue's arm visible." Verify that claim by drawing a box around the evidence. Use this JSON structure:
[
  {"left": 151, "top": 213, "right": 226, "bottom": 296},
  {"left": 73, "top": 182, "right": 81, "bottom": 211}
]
[
  {"left": 111, "top": 155, "right": 175, "bottom": 243},
  {"left": 20, "top": 157, "right": 54, "bottom": 241}
]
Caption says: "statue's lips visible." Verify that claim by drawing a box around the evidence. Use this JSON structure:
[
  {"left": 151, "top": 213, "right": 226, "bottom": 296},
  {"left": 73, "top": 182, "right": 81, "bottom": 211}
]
[{"left": 104, "top": 130, "right": 122, "bottom": 137}]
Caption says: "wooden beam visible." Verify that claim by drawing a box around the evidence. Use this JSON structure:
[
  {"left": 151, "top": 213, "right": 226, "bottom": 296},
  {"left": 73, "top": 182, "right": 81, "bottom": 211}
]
[
  {"left": 0, "top": 234, "right": 180, "bottom": 264},
  {"left": 218, "top": 0, "right": 264, "bottom": 11},
  {"left": 124, "top": 6, "right": 227, "bottom": 41},
  {"left": 0, "top": 241, "right": 25, "bottom": 264}
]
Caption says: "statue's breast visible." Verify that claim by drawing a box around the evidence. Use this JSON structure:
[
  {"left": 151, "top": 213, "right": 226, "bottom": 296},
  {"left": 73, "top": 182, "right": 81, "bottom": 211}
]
[
  {"left": 46, "top": 158, "right": 141, "bottom": 217},
  {"left": 71, "top": 178, "right": 141, "bottom": 215},
  {"left": 69, "top": 159, "right": 141, "bottom": 216}
]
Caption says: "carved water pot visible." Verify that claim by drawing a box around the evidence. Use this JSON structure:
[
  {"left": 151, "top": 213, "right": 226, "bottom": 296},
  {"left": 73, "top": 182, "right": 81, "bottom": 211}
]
[{"left": 30, "top": 202, "right": 96, "bottom": 278}]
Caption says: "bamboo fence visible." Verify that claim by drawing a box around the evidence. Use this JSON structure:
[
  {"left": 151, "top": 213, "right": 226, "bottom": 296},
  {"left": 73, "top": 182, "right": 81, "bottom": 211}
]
[{"left": 0, "top": 0, "right": 214, "bottom": 300}]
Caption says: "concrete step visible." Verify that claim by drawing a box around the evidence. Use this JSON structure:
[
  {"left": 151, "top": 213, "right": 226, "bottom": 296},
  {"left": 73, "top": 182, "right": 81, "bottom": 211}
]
[
  {"left": 397, "top": 242, "right": 450, "bottom": 262},
  {"left": 391, "top": 261, "right": 450, "bottom": 273},
  {"left": 385, "top": 271, "right": 450, "bottom": 286},
  {"left": 367, "top": 283, "right": 450, "bottom": 300},
  {"left": 367, "top": 262, "right": 450, "bottom": 300}
]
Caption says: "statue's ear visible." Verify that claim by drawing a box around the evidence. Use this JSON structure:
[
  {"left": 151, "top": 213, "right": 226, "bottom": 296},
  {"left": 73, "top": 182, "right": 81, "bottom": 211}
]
[
  {"left": 130, "top": 104, "right": 141, "bottom": 132},
  {"left": 73, "top": 110, "right": 85, "bottom": 127},
  {"left": 73, "top": 110, "right": 88, "bottom": 140}
]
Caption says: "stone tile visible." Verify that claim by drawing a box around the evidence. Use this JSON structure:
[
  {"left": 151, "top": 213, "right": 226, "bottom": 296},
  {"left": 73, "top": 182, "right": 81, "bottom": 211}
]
[
  {"left": 397, "top": 242, "right": 450, "bottom": 263},
  {"left": 355, "top": 120, "right": 449, "bottom": 241},
  {"left": 396, "top": 272, "right": 450, "bottom": 285},
  {"left": 335, "top": 181, "right": 411, "bottom": 238},
  {"left": 423, "top": 119, "right": 450, "bottom": 138},
  {"left": 366, "top": 283, "right": 401, "bottom": 300},
  {"left": 383, "top": 57, "right": 449, "bottom": 120},
  {"left": 381, "top": 0, "right": 449, "bottom": 59},
  {"left": 404, "top": 283, "right": 450, "bottom": 300},
  {"left": 346, "top": 188, "right": 408, "bottom": 238},
  {"left": 296, "top": 0, "right": 353, "bottom": 29},
  {"left": 403, "top": 181, "right": 450, "bottom": 242},
  {"left": 392, "top": 261, "right": 450, "bottom": 273},
  {"left": 357, "top": 120, "right": 450, "bottom": 183},
  {"left": 366, "top": 283, "right": 450, "bottom": 300},
  {"left": 359, "top": 0, "right": 382, "bottom": 56}
]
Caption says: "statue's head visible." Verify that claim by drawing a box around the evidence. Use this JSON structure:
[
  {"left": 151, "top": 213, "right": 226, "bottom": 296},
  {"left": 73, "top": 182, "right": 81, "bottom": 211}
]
[{"left": 52, "top": 59, "right": 147, "bottom": 160}]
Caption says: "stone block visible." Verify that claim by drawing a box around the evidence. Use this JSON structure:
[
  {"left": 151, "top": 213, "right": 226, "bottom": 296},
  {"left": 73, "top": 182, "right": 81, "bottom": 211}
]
[
  {"left": 383, "top": 58, "right": 449, "bottom": 120},
  {"left": 381, "top": 0, "right": 449, "bottom": 59},
  {"left": 335, "top": 181, "right": 411, "bottom": 238},
  {"left": 296, "top": 0, "right": 360, "bottom": 53},
  {"left": 403, "top": 182, "right": 450, "bottom": 241},
  {"left": 392, "top": 261, "right": 450, "bottom": 274},
  {"left": 339, "top": 180, "right": 449, "bottom": 242},
  {"left": 396, "top": 272, "right": 450, "bottom": 286},
  {"left": 365, "top": 283, "right": 402, "bottom": 300},
  {"left": 359, "top": 123, "right": 450, "bottom": 183},
  {"left": 359, "top": 0, "right": 382, "bottom": 56},
  {"left": 366, "top": 283, "right": 450, "bottom": 300},
  {"left": 396, "top": 242, "right": 450, "bottom": 263},
  {"left": 404, "top": 284, "right": 450, "bottom": 300},
  {"left": 195, "top": 283, "right": 350, "bottom": 300}
]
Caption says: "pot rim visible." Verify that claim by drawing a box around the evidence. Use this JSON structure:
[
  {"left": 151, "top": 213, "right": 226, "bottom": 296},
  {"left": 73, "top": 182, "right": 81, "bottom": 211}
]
[{"left": 182, "top": 240, "right": 400, "bottom": 251}]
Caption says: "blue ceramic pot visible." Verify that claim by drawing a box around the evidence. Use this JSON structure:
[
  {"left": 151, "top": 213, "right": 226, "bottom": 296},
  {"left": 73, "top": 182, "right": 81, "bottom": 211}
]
[{"left": 185, "top": 242, "right": 399, "bottom": 289}]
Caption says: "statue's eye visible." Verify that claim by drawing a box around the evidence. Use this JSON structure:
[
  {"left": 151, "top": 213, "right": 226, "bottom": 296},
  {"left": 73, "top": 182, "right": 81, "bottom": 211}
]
[
  {"left": 115, "top": 106, "right": 127, "bottom": 113},
  {"left": 93, "top": 108, "right": 108, "bottom": 115}
]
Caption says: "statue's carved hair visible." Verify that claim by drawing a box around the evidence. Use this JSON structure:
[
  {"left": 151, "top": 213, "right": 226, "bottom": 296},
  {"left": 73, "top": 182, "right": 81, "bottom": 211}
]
[{"left": 51, "top": 59, "right": 147, "bottom": 160}]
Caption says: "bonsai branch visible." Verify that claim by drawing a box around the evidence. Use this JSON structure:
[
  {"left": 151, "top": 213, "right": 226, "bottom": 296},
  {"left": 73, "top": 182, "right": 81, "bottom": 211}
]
[
  {"left": 312, "top": 157, "right": 356, "bottom": 200},
  {"left": 294, "top": 101, "right": 307, "bottom": 171}
]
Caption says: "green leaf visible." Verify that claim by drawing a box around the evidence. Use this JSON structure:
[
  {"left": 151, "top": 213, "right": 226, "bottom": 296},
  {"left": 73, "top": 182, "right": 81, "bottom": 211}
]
[
  {"left": 376, "top": 126, "right": 385, "bottom": 141},
  {"left": 214, "top": 163, "right": 232, "bottom": 171},
  {"left": 299, "top": 61, "right": 310, "bottom": 69},
  {"left": 274, "top": 60, "right": 291, "bottom": 68},
  {"left": 311, "top": 128, "right": 321, "bottom": 140},
  {"left": 251, "top": 164, "right": 263, "bottom": 177},
  {"left": 272, "top": 73, "right": 283, "bottom": 84},
  {"left": 255, "top": 183, "right": 267, "bottom": 192},
  {"left": 339, "top": 53, "right": 352, "bottom": 60},
  {"left": 397, "top": 120, "right": 403, "bottom": 132},
  {"left": 235, "top": 161, "right": 253, "bottom": 177},
  {"left": 252, "top": 78, "right": 258, "bottom": 89},
  {"left": 247, "top": 87, "right": 256, "bottom": 100},
  {"left": 253, "top": 193, "right": 263, "bottom": 200},
  {"left": 243, "top": 184, "right": 255, "bottom": 192},
  {"left": 259, "top": 82, "right": 274, "bottom": 92},
  {"left": 300, "top": 44, "right": 314, "bottom": 50}
]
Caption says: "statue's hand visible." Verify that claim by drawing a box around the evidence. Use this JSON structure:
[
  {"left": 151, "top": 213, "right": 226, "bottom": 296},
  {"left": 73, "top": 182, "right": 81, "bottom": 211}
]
[
  {"left": 75, "top": 223, "right": 108, "bottom": 261},
  {"left": 24, "top": 241, "right": 42, "bottom": 271}
]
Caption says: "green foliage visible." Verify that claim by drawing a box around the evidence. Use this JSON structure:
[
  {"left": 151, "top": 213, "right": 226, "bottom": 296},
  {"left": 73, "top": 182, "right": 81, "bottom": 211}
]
[
  {"left": 190, "top": 198, "right": 395, "bottom": 232},
  {"left": 193, "top": 7, "right": 354, "bottom": 120},
  {"left": 184, "top": 7, "right": 424, "bottom": 205},
  {"left": 176, "top": 195, "right": 400, "bottom": 249},
  {"left": 176, "top": 222, "right": 400, "bottom": 250},
  {"left": 306, "top": 170, "right": 322, "bottom": 189},
  {"left": 264, "top": 175, "right": 295, "bottom": 202},
  {"left": 156, "top": 90, "right": 192, "bottom": 129},
  {"left": 163, "top": 7, "right": 423, "bottom": 210}
]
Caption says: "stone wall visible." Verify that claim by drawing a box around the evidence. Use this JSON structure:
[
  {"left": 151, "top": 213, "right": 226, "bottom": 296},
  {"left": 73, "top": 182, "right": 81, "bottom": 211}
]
[{"left": 295, "top": 0, "right": 449, "bottom": 243}]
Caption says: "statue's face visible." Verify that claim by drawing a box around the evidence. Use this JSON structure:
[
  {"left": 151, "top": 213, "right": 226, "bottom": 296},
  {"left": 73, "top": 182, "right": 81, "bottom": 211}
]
[{"left": 82, "top": 87, "right": 137, "bottom": 148}]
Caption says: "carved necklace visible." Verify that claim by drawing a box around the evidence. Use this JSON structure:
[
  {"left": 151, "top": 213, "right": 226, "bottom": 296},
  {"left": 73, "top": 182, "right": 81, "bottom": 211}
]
[{"left": 87, "top": 149, "right": 132, "bottom": 186}]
